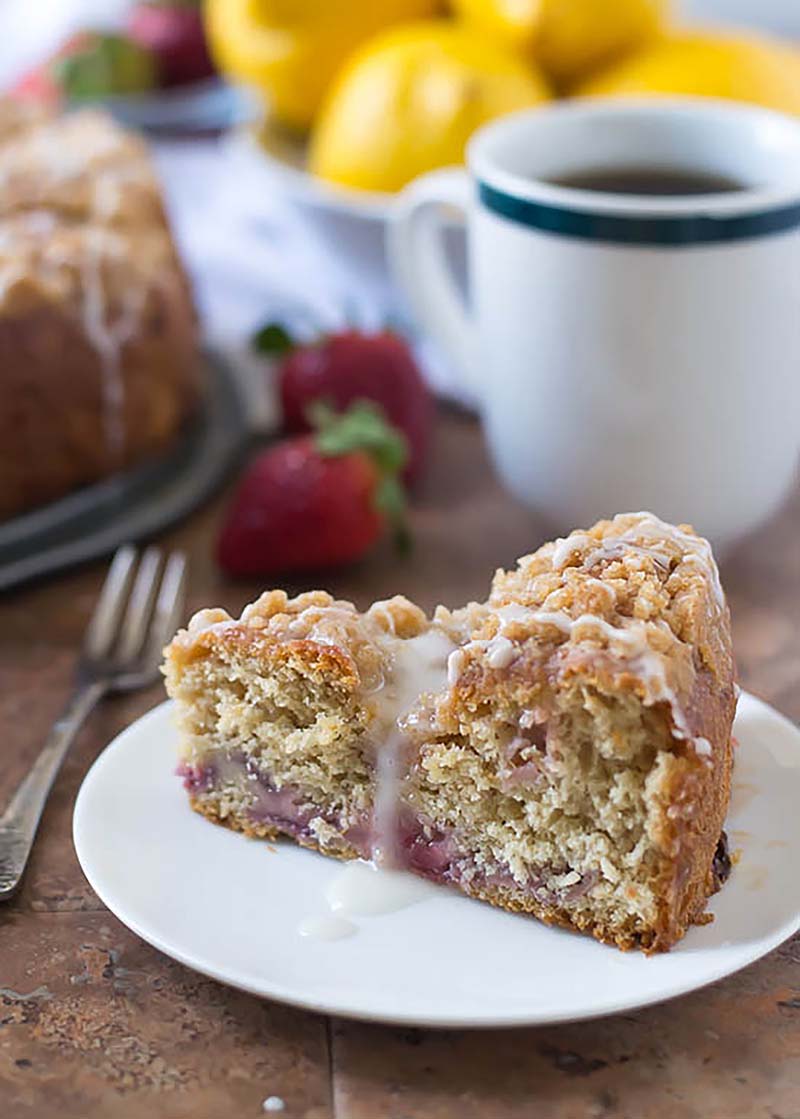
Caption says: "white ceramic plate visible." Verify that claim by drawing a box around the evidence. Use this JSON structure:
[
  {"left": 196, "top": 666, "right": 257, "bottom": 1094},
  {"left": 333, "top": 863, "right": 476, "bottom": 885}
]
[{"left": 73, "top": 691, "right": 800, "bottom": 1028}]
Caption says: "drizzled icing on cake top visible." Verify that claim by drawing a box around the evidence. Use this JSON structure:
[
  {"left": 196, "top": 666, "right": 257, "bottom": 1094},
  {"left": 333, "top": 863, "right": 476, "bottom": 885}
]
[
  {"left": 550, "top": 511, "right": 724, "bottom": 607},
  {"left": 0, "top": 106, "right": 171, "bottom": 468},
  {"left": 178, "top": 512, "right": 724, "bottom": 770},
  {"left": 81, "top": 229, "right": 130, "bottom": 460},
  {"left": 447, "top": 512, "right": 727, "bottom": 756}
]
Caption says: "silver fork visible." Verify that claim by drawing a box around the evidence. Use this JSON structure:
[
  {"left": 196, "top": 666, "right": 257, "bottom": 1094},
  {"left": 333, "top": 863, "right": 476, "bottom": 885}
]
[{"left": 0, "top": 545, "right": 187, "bottom": 901}]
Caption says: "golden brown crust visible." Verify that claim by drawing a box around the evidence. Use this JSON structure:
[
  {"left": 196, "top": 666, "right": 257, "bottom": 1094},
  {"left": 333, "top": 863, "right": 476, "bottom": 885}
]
[
  {"left": 0, "top": 100, "right": 198, "bottom": 519},
  {"left": 166, "top": 590, "right": 435, "bottom": 701},
  {"left": 423, "top": 514, "right": 736, "bottom": 951},
  {"left": 646, "top": 668, "right": 735, "bottom": 948}
]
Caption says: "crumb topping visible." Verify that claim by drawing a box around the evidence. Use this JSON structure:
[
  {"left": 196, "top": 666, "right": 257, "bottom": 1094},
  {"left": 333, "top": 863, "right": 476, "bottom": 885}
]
[
  {"left": 169, "top": 513, "right": 731, "bottom": 757},
  {"left": 483, "top": 513, "right": 726, "bottom": 667},
  {"left": 446, "top": 512, "right": 731, "bottom": 751},
  {"left": 175, "top": 590, "right": 455, "bottom": 711},
  {"left": 491, "top": 512, "right": 724, "bottom": 634}
]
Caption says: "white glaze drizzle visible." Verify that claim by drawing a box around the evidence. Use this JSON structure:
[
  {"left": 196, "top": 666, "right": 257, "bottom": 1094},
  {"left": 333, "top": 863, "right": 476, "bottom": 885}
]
[
  {"left": 486, "top": 634, "right": 516, "bottom": 669},
  {"left": 449, "top": 599, "right": 710, "bottom": 753},
  {"left": 367, "top": 600, "right": 398, "bottom": 635},
  {"left": 297, "top": 860, "right": 440, "bottom": 942},
  {"left": 551, "top": 532, "right": 593, "bottom": 570},
  {"left": 80, "top": 227, "right": 147, "bottom": 464},
  {"left": 494, "top": 603, "right": 532, "bottom": 625},
  {"left": 282, "top": 616, "right": 453, "bottom": 940},
  {"left": 446, "top": 646, "right": 467, "bottom": 685},
  {"left": 616, "top": 513, "right": 724, "bottom": 607},
  {"left": 326, "top": 860, "right": 439, "bottom": 916},
  {"left": 549, "top": 512, "right": 725, "bottom": 609},
  {"left": 369, "top": 628, "right": 455, "bottom": 863},
  {"left": 581, "top": 577, "right": 618, "bottom": 605},
  {"left": 297, "top": 913, "right": 356, "bottom": 941}
]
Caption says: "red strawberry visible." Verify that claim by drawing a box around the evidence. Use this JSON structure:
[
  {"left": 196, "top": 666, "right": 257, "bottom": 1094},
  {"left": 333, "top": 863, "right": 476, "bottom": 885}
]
[
  {"left": 127, "top": 1, "right": 215, "bottom": 88},
  {"left": 12, "top": 66, "right": 62, "bottom": 106},
  {"left": 217, "top": 402, "right": 408, "bottom": 577},
  {"left": 254, "top": 325, "right": 433, "bottom": 485}
]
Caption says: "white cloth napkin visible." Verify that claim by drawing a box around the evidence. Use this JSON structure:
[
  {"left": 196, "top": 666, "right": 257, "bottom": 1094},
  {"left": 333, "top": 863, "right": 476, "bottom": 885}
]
[{"left": 152, "top": 138, "right": 474, "bottom": 420}]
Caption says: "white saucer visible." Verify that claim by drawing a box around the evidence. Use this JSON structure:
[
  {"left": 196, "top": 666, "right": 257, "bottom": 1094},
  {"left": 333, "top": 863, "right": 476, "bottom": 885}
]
[{"left": 73, "top": 692, "right": 800, "bottom": 1028}]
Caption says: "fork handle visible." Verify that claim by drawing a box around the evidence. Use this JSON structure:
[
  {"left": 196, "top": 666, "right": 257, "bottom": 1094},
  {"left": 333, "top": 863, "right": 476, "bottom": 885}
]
[{"left": 0, "top": 681, "right": 105, "bottom": 900}]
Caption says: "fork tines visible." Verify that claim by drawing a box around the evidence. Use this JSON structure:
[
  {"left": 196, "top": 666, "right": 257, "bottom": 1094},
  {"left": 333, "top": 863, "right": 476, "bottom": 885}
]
[{"left": 82, "top": 546, "right": 187, "bottom": 686}]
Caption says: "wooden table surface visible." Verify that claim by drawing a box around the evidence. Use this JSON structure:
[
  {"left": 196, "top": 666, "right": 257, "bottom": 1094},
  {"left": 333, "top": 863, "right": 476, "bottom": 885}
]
[{"left": 1, "top": 410, "right": 799, "bottom": 1119}]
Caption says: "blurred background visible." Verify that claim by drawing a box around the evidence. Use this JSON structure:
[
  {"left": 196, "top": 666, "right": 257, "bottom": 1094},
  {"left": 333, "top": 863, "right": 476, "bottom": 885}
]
[
  {"left": 1, "top": 0, "right": 799, "bottom": 587},
  {"left": 2, "top": 0, "right": 799, "bottom": 368}
]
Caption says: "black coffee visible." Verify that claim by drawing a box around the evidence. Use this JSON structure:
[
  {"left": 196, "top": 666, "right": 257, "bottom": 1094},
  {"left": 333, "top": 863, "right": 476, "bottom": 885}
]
[{"left": 547, "top": 167, "right": 746, "bottom": 196}]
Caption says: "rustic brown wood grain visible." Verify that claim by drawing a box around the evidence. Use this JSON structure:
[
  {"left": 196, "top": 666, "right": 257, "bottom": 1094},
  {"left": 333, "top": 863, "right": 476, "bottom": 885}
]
[{"left": 1, "top": 411, "right": 798, "bottom": 1118}]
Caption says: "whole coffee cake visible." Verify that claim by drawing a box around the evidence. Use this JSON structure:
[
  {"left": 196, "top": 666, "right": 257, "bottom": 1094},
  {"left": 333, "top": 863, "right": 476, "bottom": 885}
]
[{"left": 0, "top": 100, "right": 198, "bottom": 519}]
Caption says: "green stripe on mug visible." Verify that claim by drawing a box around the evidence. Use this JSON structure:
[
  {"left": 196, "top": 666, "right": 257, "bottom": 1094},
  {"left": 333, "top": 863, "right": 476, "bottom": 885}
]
[{"left": 478, "top": 181, "right": 800, "bottom": 245}]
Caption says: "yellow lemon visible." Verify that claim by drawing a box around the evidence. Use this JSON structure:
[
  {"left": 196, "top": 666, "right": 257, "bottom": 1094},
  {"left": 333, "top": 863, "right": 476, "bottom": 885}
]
[
  {"left": 451, "top": 0, "right": 668, "bottom": 87},
  {"left": 577, "top": 31, "right": 800, "bottom": 115},
  {"left": 205, "top": 0, "right": 440, "bottom": 131},
  {"left": 309, "top": 21, "right": 550, "bottom": 192},
  {"left": 449, "top": 0, "right": 541, "bottom": 53}
]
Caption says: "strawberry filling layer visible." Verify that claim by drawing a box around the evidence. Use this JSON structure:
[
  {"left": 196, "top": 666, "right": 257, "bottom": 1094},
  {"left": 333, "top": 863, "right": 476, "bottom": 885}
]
[
  {"left": 176, "top": 756, "right": 369, "bottom": 853},
  {"left": 176, "top": 754, "right": 599, "bottom": 907}
]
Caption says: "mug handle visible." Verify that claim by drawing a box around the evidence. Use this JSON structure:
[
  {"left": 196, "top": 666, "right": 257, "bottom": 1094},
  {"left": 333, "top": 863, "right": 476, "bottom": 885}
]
[{"left": 387, "top": 168, "right": 478, "bottom": 404}]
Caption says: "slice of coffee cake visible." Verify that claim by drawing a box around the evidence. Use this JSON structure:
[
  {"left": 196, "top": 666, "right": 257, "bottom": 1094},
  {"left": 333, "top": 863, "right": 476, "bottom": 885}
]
[{"left": 163, "top": 512, "right": 736, "bottom": 951}]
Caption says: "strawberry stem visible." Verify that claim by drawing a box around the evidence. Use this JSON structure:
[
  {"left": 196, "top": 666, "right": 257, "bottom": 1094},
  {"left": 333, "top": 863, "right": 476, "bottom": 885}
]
[
  {"left": 252, "top": 322, "right": 295, "bottom": 356},
  {"left": 375, "top": 475, "right": 412, "bottom": 555},
  {"left": 311, "top": 400, "right": 407, "bottom": 472},
  {"left": 311, "top": 401, "right": 410, "bottom": 552}
]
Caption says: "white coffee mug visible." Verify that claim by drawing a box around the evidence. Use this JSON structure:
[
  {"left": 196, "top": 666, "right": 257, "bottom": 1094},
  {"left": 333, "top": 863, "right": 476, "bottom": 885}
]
[{"left": 388, "top": 98, "right": 800, "bottom": 548}]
